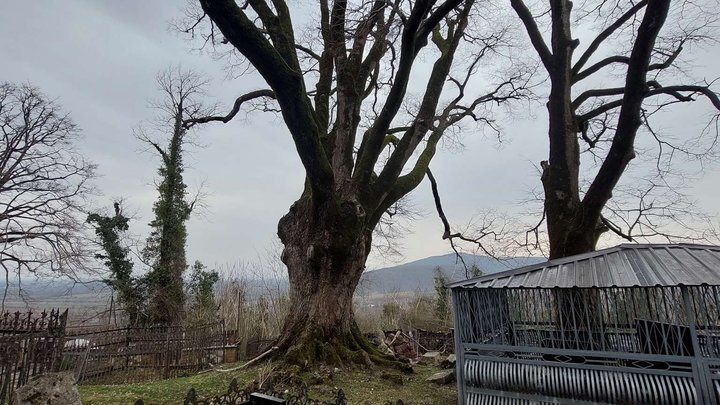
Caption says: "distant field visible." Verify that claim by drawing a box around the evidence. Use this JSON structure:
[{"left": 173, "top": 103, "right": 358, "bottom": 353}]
[{"left": 1, "top": 281, "right": 111, "bottom": 325}]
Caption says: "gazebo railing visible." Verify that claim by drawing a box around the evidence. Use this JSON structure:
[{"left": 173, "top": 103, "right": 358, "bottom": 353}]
[{"left": 452, "top": 285, "right": 720, "bottom": 404}]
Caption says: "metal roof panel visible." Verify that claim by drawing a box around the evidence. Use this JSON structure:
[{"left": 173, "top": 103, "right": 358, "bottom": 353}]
[{"left": 448, "top": 243, "right": 720, "bottom": 289}]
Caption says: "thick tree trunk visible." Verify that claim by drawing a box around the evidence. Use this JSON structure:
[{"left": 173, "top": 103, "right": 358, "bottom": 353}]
[
  {"left": 542, "top": 0, "right": 671, "bottom": 261},
  {"left": 273, "top": 193, "right": 404, "bottom": 369},
  {"left": 542, "top": 0, "right": 587, "bottom": 261},
  {"left": 546, "top": 209, "right": 602, "bottom": 260}
]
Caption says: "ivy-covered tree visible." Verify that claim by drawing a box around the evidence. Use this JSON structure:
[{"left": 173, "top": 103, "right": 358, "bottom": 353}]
[
  {"left": 87, "top": 202, "right": 145, "bottom": 325},
  {"left": 140, "top": 68, "right": 209, "bottom": 324}
]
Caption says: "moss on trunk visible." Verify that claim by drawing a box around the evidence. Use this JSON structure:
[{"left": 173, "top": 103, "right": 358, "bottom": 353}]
[
  {"left": 279, "top": 323, "right": 412, "bottom": 373},
  {"left": 270, "top": 194, "right": 411, "bottom": 372}
]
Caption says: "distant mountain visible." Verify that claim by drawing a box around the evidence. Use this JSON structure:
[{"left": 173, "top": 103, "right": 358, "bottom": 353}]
[
  {"left": 358, "top": 253, "right": 543, "bottom": 294},
  {"left": 0, "top": 253, "right": 544, "bottom": 309}
]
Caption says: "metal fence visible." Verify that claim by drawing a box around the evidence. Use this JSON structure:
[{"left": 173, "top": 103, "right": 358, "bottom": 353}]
[
  {"left": 452, "top": 285, "right": 720, "bottom": 404},
  {"left": 142, "top": 378, "right": 348, "bottom": 405},
  {"left": 63, "top": 321, "right": 228, "bottom": 384},
  {"left": 0, "top": 309, "right": 68, "bottom": 405}
]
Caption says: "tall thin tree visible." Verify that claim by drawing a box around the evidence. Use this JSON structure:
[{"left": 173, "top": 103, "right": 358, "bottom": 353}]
[
  {"left": 88, "top": 202, "right": 144, "bottom": 325},
  {"left": 140, "top": 68, "right": 209, "bottom": 324}
]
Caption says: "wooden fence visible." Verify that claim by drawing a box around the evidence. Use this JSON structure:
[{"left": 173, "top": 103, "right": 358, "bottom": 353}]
[
  {"left": 0, "top": 309, "right": 68, "bottom": 405},
  {"left": 414, "top": 328, "right": 454, "bottom": 353},
  {"left": 63, "top": 321, "right": 228, "bottom": 384}
]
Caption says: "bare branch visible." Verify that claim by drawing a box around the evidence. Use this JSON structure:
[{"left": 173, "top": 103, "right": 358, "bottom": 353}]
[
  {"left": 646, "top": 83, "right": 720, "bottom": 110},
  {"left": 577, "top": 81, "right": 720, "bottom": 123},
  {"left": 184, "top": 89, "right": 276, "bottom": 128},
  {"left": 510, "top": 0, "right": 554, "bottom": 70},
  {"left": 584, "top": 0, "right": 672, "bottom": 223},
  {"left": 573, "top": 40, "right": 684, "bottom": 83},
  {"left": 573, "top": 55, "right": 630, "bottom": 83},
  {"left": 600, "top": 215, "right": 633, "bottom": 241},
  {"left": 199, "top": 0, "right": 334, "bottom": 200},
  {"left": 572, "top": 0, "right": 648, "bottom": 74},
  {"left": 426, "top": 168, "right": 499, "bottom": 278},
  {"left": 353, "top": 0, "right": 464, "bottom": 187},
  {"left": 0, "top": 82, "right": 96, "bottom": 282},
  {"left": 573, "top": 86, "right": 626, "bottom": 109}
]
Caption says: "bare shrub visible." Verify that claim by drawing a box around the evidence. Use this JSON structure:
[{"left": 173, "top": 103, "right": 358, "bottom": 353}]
[
  {"left": 354, "top": 288, "right": 453, "bottom": 334},
  {"left": 214, "top": 257, "right": 288, "bottom": 359}
]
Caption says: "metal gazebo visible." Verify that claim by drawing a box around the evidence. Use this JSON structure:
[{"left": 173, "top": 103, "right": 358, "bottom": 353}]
[{"left": 449, "top": 244, "right": 720, "bottom": 404}]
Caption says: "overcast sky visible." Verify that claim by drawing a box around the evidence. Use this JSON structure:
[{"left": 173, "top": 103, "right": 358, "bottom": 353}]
[{"left": 2, "top": 1, "right": 719, "bottom": 275}]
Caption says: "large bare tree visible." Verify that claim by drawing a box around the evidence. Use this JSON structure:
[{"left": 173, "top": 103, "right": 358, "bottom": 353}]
[
  {"left": 0, "top": 83, "right": 96, "bottom": 302},
  {"left": 510, "top": 0, "right": 720, "bottom": 259},
  {"left": 184, "top": 0, "right": 528, "bottom": 365}
]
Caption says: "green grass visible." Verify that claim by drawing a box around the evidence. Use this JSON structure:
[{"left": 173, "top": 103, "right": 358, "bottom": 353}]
[
  {"left": 79, "top": 364, "right": 457, "bottom": 405},
  {"left": 78, "top": 370, "right": 245, "bottom": 405}
]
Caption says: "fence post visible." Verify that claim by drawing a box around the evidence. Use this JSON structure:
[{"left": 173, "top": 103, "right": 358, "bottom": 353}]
[
  {"left": 125, "top": 328, "right": 131, "bottom": 369},
  {"left": 236, "top": 289, "right": 242, "bottom": 333},
  {"left": 163, "top": 327, "right": 171, "bottom": 379},
  {"left": 681, "top": 286, "right": 710, "bottom": 403},
  {"left": 51, "top": 309, "right": 69, "bottom": 372},
  {"left": 107, "top": 294, "right": 114, "bottom": 327},
  {"left": 451, "top": 289, "right": 465, "bottom": 405}
]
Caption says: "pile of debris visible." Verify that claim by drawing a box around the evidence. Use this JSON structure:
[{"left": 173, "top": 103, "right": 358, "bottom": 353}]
[
  {"left": 365, "top": 329, "right": 456, "bottom": 385},
  {"left": 383, "top": 330, "right": 418, "bottom": 360}
]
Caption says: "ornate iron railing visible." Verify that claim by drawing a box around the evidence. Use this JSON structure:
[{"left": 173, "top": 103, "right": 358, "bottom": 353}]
[
  {"left": 133, "top": 378, "right": 347, "bottom": 405},
  {"left": 452, "top": 285, "right": 720, "bottom": 404}
]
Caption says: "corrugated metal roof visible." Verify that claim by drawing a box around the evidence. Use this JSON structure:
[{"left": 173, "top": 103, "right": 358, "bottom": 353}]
[{"left": 448, "top": 243, "right": 720, "bottom": 289}]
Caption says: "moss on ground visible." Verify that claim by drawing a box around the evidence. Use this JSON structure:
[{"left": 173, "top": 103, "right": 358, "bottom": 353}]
[
  {"left": 306, "top": 365, "right": 457, "bottom": 405},
  {"left": 78, "top": 364, "right": 457, "bottom": 405}
]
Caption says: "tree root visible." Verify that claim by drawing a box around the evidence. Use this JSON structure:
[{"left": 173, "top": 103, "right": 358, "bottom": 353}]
[
  {"left": 276, "top": 324, "right": 413, "bottom": 374},
  {"left": 198, "top": 346, "right": 279, "bottom": 374}
]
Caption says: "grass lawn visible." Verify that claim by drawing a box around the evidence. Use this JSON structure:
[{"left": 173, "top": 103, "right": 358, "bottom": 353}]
[{"left": 78, "top": 363, "right": 457, "bottom": 405}]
